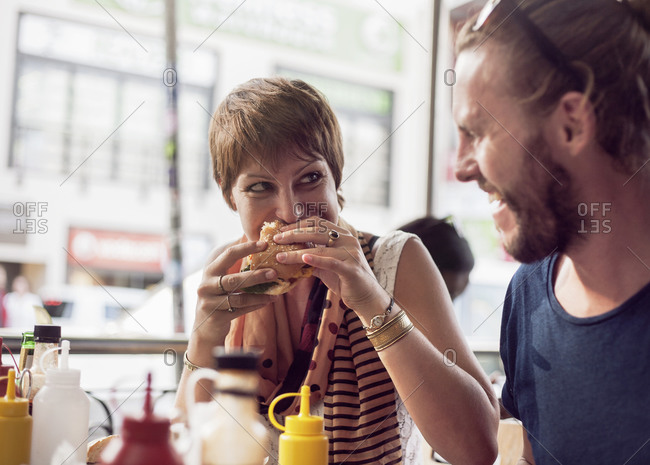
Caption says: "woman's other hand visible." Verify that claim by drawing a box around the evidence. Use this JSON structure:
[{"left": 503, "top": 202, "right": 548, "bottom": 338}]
[{"left": 273, "top": 217, "right": 384, "bottom": 310}]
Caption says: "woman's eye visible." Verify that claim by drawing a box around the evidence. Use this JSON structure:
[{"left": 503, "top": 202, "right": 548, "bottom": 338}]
[
  {"left": 299, "top": 171, "right": 322, "bottom": 184},
  {"left": 247, "top": 182, "right": 272, "bottom": 193}
]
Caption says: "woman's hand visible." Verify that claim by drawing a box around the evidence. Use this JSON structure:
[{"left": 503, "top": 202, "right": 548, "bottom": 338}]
[
  {"left": 192, "top": 240, "right": 279, "bottom": 344},
  {"left": 273, "top": 217, "right": 386, "bottom": 311},
  {"left": 178, "top": 240, "right": 278, "bottom": 412}
]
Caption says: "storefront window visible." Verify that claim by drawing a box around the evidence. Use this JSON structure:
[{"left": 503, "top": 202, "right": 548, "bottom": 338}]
[{"left": 11, "top": 14, "right": 216, "bottom": 191}]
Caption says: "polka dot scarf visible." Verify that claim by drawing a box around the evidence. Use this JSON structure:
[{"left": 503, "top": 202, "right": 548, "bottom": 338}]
[{"left": 226, "top": 218, "right": 402, "bottom": 464}]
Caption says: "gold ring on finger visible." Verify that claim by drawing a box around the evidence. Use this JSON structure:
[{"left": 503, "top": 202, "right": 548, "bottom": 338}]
[
  {"left": 326, "top": 229, "right": 340, "bottom": 247},
  {"left": 218, "top": 275, "right": 226, "bottom": 294}
]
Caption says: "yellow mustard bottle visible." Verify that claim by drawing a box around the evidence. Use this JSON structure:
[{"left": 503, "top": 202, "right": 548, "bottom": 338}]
[
  {"left": 268, "top": 385, "right": 328, "bottom": 465},
  {"left": 0, "top": 369, "right": 32, "bottom": 465}
]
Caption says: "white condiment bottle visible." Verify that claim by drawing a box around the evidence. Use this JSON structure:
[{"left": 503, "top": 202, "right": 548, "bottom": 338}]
[
  {"left": 186, "top": 348, "right": 268, "bottom": 465},
  {"left": 30, "top": 340, "right": 90, "bottom": 465}
]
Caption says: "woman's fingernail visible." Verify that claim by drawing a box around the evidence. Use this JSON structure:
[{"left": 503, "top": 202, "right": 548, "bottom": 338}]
[
  {"left": 273, "top": 233, "right": 283, "bottom": 241},
  {"left": 275, "top": 252, "right": 287, "bottom": 262},
  {"left": 257, "top": 240, "right": 266, "bottom": 247},
  {"left": 265, "top": 270, "right": 275, "bottom": 279}
]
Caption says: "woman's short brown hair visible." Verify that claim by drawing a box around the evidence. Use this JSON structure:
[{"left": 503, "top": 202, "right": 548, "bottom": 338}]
[
  {"left": 455, "top": 0, "right": 650, "bottom": 175},
  {"left": 209, "top": 77, "right": 345, "bottom": 209}
]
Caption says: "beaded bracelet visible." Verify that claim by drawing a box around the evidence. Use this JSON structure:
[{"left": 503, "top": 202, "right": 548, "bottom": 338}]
[{"left": 366, "top": 310, "right": 414, "bottom": 352}]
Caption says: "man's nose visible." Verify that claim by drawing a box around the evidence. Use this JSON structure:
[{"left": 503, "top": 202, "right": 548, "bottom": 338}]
[{"left": 454, "top": 144, "right": 480, "bottom": 183}]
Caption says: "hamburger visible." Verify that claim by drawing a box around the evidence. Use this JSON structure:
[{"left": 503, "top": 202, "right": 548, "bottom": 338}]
[{"left": 241, "top": 220, "right": 313, "bottom": 295}]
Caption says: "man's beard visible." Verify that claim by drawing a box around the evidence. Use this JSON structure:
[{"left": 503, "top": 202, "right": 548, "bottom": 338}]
[{"left": 500, "top": 134, "right": 581, "bottom": 263}]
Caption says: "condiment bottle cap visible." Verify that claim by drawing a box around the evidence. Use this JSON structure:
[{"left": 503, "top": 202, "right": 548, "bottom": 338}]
[
  {"left": 0, "top": 369, "right": 29, "bottom": 417},
  {"left": 121, "top": 373, "right": 170, "bottom": 443},
  {"left": 269, "top": 385, "right": 324, "bottom": 435},
  {"left": 34, "top": 324, "right": 61, "bottom": 341},
  {"left": 45, "top": 340, "right": 81, "bottom": 386},
  {"left": 212, "top": 347, "right": 259, "bottom": 370}
]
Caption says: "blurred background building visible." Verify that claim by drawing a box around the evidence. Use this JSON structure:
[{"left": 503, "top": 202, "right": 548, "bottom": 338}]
[{"left": 0, "top": 0, "right": 518, "bottom": 368}]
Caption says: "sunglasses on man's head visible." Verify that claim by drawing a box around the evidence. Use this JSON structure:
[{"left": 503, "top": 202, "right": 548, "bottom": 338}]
[{"left": 472, "top": 0, "right": 583, "bottom": 88}]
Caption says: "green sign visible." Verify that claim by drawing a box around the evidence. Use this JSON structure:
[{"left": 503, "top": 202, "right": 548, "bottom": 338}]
[{"left": 278, "top": 68, "right": 392, "bottom": 116}]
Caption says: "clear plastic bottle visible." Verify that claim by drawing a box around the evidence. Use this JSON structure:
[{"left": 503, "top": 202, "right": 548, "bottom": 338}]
[
  {"left": 186, "top": 348, "right": 268, "bottom": 465},
  {"left": 30, "top": 340, "right": 89, "bottom": 465}
]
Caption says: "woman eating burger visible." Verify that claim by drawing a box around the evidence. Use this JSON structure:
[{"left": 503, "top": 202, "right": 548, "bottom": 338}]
[{"left": 174, "top": 77, "right": 499, "bottom": 465}]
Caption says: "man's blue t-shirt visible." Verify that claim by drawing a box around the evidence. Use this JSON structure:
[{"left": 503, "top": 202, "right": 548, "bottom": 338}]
[{"left": 501, "top": 254, "right": 650, "bottom": 464}]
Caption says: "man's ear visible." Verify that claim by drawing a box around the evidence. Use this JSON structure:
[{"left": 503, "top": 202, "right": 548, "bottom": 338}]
[{"left": 549, "top": 92, "right": 596, "bottom": 155}]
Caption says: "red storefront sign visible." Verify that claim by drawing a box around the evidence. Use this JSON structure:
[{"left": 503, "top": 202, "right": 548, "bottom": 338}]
[{"left": 67, "top": 228, "right": 168, "bottom": 273}]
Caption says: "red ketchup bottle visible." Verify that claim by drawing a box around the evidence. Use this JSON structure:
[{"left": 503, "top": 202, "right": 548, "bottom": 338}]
[{"left": 101, "top": 373, "right": 183, "bottom": 465}]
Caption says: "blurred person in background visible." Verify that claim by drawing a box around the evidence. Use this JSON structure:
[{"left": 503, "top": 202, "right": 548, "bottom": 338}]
[
  {"left": 398, "top": 216, "right": 475, "bottom": 301},
  {"left": 454, "top": 0, "right": 650, "bottom": 464},
  {"left": 175, "top": 77, "right": 499, "bottom": 465},
  {"left": 3, "top": 275, "right": 40, "bottom": 330}
]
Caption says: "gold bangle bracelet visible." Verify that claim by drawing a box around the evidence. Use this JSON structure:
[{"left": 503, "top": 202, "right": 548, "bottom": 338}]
[
  {"left": 183, "top": 350, "right": 203, "bottom": 371},
  {"left": 374, "top": 325, "right": 413, "bottom": 351},
  {"left": 367, "top": 311, "right": 414, "bottom": 351}
]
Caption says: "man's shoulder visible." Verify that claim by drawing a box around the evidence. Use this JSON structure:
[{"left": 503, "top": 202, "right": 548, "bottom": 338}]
[
  {"left": 508, "top": 253, "right": 556, "bottom": 292},
  {"left": 501, "top": 254, "right": 558, "bottom": 327}
]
